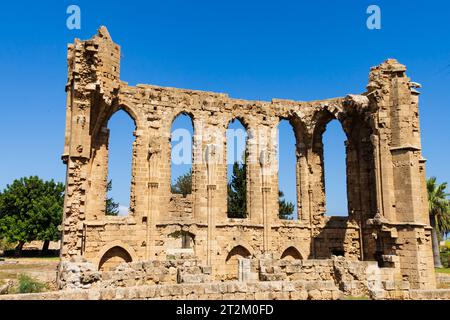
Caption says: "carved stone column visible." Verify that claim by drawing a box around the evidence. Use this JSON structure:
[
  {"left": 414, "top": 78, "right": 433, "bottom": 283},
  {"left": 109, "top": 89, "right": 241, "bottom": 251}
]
[
  {"left": 205, "top": 144, "right": 218, "bottom": 266},
  {"left": 146, "top": 136, "right": 161, "bottom": 260},
  {"left": 259, "top": 148, "right": 274, "bottom": 253}
]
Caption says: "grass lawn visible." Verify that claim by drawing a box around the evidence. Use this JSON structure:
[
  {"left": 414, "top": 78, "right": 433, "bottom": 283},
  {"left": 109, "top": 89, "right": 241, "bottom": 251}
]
[
  {"left": 435, "top": 268, "right": 450, "bottom": 274},
  {"left": 342, "top": 296, "right": 370, "bottom": 300}
]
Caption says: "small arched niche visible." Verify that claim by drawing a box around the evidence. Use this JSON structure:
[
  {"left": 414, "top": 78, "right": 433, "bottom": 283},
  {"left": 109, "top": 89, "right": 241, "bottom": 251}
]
[
  {"left": 98, "top": 246, "right": 132, "bottom": 271},
  {"left": 280, "top": 246, "right": 302, "bottom": 260},
  {"left": 225, "top": 245, "right": 251, "bottom": 280}
]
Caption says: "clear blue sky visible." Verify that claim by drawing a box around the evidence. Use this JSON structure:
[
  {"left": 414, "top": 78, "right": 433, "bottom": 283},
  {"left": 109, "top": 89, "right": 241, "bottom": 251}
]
[{"left": 0, "top": 1, "right": 449, "bottom": 217}]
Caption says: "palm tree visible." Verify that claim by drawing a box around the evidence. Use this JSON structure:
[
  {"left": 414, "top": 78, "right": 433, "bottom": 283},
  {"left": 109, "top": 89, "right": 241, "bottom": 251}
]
[{"left": 427, "top": 177, "right": 450, "bottom": 268}]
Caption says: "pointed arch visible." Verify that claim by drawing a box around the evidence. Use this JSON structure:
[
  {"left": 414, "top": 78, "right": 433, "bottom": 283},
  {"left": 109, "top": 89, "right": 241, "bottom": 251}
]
[
  {"left": 225, "top": 115, "right": 251, "bottom": 132},
  {"left": 170, "top": 110, "right": 196, "bottom": 131},
  {"left": 311, "top": 108, "right": 349, "bottom": 217},
  {"left": 98, "top": 246, "right": 132, "bottom": 271},
  {"left": 224, "top": 245, "right": 252, "bottom": 280},
  {"left": 280, "top": 246, "right": 303, "bottom": 260},
  {"left": 225, "top": 245, "right": 251, "bottom": 262},
  {"left": 96, "top": 241, "right": 137, "bottom": 271},
  {"left": 91, "top": 101, "right": 142, "bottom": 140},
  {"left": 107, "top": 104, "right": 139, "bottom": 129},
  {"left": 312, "top": 107, "right": 349, "bottom": 152}
]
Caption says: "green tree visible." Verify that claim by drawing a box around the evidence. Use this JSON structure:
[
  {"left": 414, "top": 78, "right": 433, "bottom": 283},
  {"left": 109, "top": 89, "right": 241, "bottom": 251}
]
[
  {"left": 427, "top": 177, "right": 450, "bottom": 268},
  {"left": 171, "top": 170, "right": 193, "bottom": 197},
  {"left": 279, "top": 191, "right": 295, "bottom": 220},
  {"left": 106, "top": 180, "right": 119, "bottom": 216},
  {"left": 227, "top": 161, "right": 247, "bottom": 218},
  {"left": 0, "top": 176, "right": 64, "bottom": 256}
]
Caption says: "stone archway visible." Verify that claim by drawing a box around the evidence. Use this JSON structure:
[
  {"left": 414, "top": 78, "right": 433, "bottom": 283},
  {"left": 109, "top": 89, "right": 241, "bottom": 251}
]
[
  {"left": 280, "top": 246, "right": 302, "bottom": 260},
  {"left": 224, "top": 245, "right": 251, "bottom": 280},
  {"left": 98, "top": 246, "right": 132, "bottom": 271},
  {"left": 95, "top": 241, "right": 138, "bottom": 271}
]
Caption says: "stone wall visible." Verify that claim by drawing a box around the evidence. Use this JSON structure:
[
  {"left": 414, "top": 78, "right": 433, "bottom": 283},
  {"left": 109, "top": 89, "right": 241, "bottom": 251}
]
[
  {"left": 257, "top": 256, "right": 405, "bottom": 298},
  {"left": 436, "top": 273, "right": 450, "bottom": 288},
  {"left": 3, "top": 256, "right": 448, "bottom": 301},
  {"left": 168, "top": 195, "right": 193, "bottom": 220},
  {"left": 57, "top": 255, "right": 405, "bottom": 299},
  {"left": 58, "top": 254, "right": 211, "bottom": 290}
]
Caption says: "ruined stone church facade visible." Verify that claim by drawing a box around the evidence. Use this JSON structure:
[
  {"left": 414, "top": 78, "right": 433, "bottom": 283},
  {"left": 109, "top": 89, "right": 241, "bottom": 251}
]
[{"left": 60, "top": 27, "right": 436, "bottom": 290}]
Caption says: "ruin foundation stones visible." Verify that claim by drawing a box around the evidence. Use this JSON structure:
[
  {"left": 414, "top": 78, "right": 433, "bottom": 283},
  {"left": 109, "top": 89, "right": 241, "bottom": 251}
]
[{"left": 57, "top": 27, "right": 438, "bottom": 298}]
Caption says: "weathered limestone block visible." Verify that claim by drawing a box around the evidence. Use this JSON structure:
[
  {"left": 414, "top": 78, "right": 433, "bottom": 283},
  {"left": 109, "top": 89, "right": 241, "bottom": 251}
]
[{"left": 58, "top": 260, "right": 101, "bottom": 290}]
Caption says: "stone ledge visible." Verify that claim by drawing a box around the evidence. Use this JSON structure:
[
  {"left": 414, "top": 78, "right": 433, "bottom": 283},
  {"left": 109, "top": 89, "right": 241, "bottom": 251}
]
[
  {"left": 0, "top": 280, "right": 341, "bottom": 301},
  {"left": 409, "top": 289, "right": 450, "bottom": 300},
  {"left": 5, "top": 282, "right": 448, "bottom": 301}
]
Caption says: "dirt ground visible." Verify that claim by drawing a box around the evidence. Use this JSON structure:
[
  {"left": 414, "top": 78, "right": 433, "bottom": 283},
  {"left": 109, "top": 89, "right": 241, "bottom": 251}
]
[{"left": 0, "top": 257, "right": 59, "bottom": 289}]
